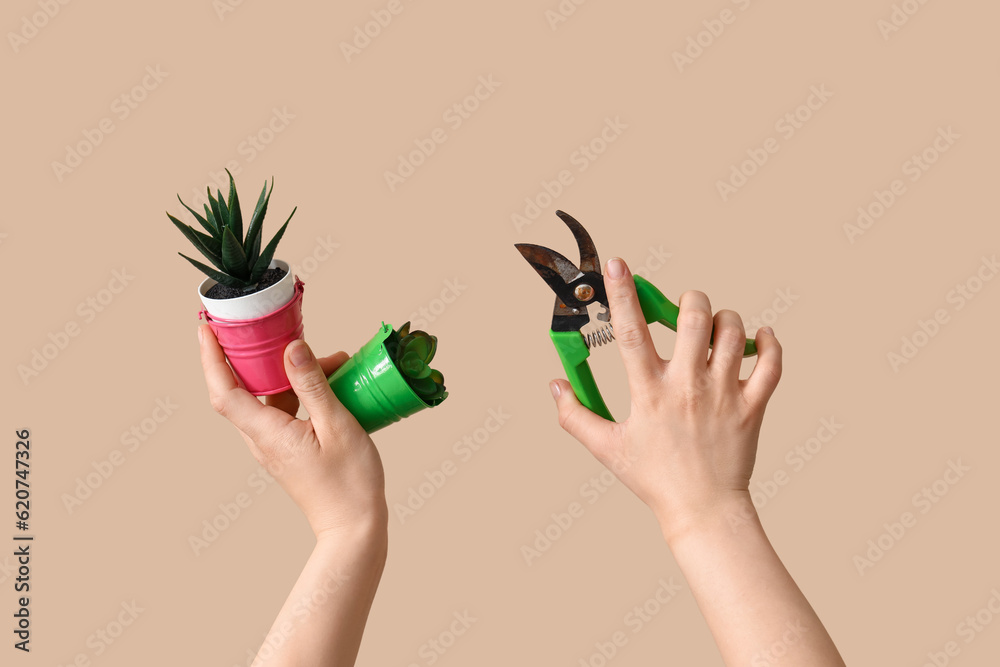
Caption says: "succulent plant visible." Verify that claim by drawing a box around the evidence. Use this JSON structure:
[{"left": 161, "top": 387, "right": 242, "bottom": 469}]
[
  {"left": 167, "top": 169, "right": 296, "bottom": 292},
  {"left": 384, "top": 322, "right": 448, "bottom": 406}
]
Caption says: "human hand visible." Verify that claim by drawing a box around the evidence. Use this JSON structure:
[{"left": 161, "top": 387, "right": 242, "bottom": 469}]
[
  {"left": 549, "top": 257, "right": 782, "bottom": 544},
  {"left": 198, "top": 324, "right": 388, "bottom": 541}
]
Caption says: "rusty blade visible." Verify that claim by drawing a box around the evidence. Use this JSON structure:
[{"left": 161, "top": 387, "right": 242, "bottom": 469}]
[
  {"left": 555, "top": 210, "right": 601, "bottom": 275},
  {"left": 514, "top": 243, "right": 583, "bottom": 296}
]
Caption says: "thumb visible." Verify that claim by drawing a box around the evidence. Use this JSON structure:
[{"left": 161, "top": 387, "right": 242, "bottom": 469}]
[
  {"left": 284, "top": 339, "right": 352, "bottom": 435},
  {"left": 549, "top": 379, "right": 617, "bottom": 460}
]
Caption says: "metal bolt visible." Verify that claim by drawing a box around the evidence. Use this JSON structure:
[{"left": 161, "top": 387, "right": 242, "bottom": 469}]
[{"left": 574, "top": 284, "right": 594, "bottom": 302}]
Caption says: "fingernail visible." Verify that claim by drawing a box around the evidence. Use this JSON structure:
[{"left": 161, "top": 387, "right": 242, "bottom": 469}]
[
  {"left": 549, "top": 381, "right": 561, "bottom": 399},
  {"left": 606, "top": 257, "right": 625, "bottom": 279},
  {"left": 289, "top": 340, "right": 313, "bottom": 367},
  {"left": 761, "top": 326, "right": 774, "bottom": 336},
  {"left": 197, "top": 326, "right": 203, "bottom": 343}
]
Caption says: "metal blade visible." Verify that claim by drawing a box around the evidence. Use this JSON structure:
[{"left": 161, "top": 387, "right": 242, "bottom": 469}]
[
  {"left": 514, "top": 243, "right": 584, "bottom": 295},
  {"left": 555, "top": 210, "right": 601, "bottom": 275}
]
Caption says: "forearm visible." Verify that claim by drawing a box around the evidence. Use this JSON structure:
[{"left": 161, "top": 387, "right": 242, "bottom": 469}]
[
  {"left": 663, "top": 495, "right": 844, "bottom": 667},
  {"left": 253, "top": 520, "right": 388, "bottom": 667}
]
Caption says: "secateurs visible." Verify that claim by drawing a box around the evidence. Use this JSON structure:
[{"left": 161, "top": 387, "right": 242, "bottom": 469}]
[{"left": 515, "top": 210, "right": 757, "bottom": 421}]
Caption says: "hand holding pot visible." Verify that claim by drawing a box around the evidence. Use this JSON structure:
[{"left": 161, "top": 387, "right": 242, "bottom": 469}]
[{"left": 198, "top": 324, "right": 388, "bottom": 540}]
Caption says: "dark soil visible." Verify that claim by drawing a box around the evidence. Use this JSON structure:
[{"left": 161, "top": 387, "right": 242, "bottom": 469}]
[{"left": 205, "top": 267, "right": 288, "bottom": 300}]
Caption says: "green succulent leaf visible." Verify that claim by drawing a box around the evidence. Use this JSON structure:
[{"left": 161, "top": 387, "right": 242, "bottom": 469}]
[
  {"left": 225, "top": 169, "right": 243, "bottom": 243},
  {"left": 408, "top": 375, "right": 438, "bottom": 397},
  {"left": 216, "top": 188, "right": 231, "bottom": 232},
  {"left": 425, "top": 369, "right": 447, "bottom": 401},
  {"left": 172, "top": 172, "right": 293, "bottom": 292},
  {"left": 244, "top": 178, "right": 271, "bottom": 259},
  {"left": 167, "top": 213, "right": 224, "bottom": 269},
  {"left": 221, "top": 226, "right": 250, "bottom": 279},
  {"left": 202, "top": 204, "right": 221, "bottom": 238},
  {"left": 387, "top": 322, "right": 448, "bottom": 405},
  {"left": 400, "top": 352, "right": 432, "bottom": 379},
  {"left": 178, "top": 252, "right": 251, "bottom": 289},
  {"left": 401, "top": 334, "right": 431, "bottom": 362},
  {"left": 422, "top": 383, "right": 446, "bottom": 402},
  {"left": 248, "top": 227, "right": 262, "bottom": 266},
  {"left": 177, "top": 195, "right": 217, "bottom": 237},
  {"left": 250, "top": 207, "right": 295, "bottom": 283},
  {"left": 207, "top": 188, "right": 225, "bottom": 234}
]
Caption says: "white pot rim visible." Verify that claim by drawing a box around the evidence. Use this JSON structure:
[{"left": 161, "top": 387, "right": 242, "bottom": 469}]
[{"left": 197, "top": 258, "right": 295, "bottom": 320}]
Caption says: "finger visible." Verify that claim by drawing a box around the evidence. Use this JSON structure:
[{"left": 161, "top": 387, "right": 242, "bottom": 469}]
[
  {"left": 604, "top": 257, "right": 662, "bottom": 391},
  {"left": 742, "top": 327, "right": 782, "bottom": 408},
  {"left": 284, "top": 339, "right": 361, "bottom": 440},
  {"left": 317, "top": 351, "right": 351, "bottom": 378},
  {"left": 707, "top": 309, "right": 747, "bottom": 384},
  {"left": 265, "top": 353, "right": 350, "bottom": 417},
  {"left": 671, "top": 290, "right": 713, "bottom": 373},
  {"left": 198, "top": 324, "right": 292, "bottom": 445},
  {"left": 550, "top": 379, "right": 618, "bottom": 462}
]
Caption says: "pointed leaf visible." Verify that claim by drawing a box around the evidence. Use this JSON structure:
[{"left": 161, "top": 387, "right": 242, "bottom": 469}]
[
  {"left": 244, "top": 179, "right": 271, "bottom": 259},
  {"left": 216, "top": 188, "right": 231, "bottom": 232},
  {"left": 207, "top": 188, "right": 226, "bottom": 234},
  {"left": 178, "top": 252, "right": 250, "bottom": 288},
  {"left": 250, "top": 206, "right": 295, "bottom": 283},
  {"left": 251, "top": 178, "right": 271, "bottom": 223},
  {"left": 169, "top": 213, "right": 221, "bottom": 256},
  {"left": 202, "top": 204, "right": 221, "bottom": 239},
  {"left": 177, "top": 195, "right": 216, "bottom": 237},
  {"left": 249, "top": 226, "right": 262, "bottom": 266},
  {"left": 397, "top": 321, "right": 411, "bottom": 338},
  {"left": 221, "top": 226, "right": 250, "bottom": 279},
  {"left": 167, "top": 213, "right": 224, "bottom": 269},
  {"left": 225, "top": 169, "right": 243, "bottom": 243}
]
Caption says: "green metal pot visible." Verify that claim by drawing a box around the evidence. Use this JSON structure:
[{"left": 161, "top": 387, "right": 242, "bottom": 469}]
[{"left": 327, "top": 322, "right": 431, "bottom": 433}]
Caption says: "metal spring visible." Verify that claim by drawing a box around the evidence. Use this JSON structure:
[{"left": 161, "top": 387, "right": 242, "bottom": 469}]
[{"left": 584, "top": 324, "right": 615, "bottom": 349}]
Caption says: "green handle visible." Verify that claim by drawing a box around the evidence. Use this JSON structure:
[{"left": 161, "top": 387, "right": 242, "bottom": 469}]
[
  {"left": 550, "top": 330, "right": 614, "bottom": 421},
  {"left": 634, "top": 275, "right": 757, "bottom": 357},
  {"left": 549, "top": 278, "right": 758, "bottom": 423}
]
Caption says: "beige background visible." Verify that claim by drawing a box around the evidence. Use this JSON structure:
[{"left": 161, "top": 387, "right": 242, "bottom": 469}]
[{"left": 3, "top": 0, "right": 999, "bottom": 664}]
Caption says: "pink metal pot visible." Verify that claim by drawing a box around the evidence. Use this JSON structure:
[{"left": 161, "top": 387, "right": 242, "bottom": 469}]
[{"left": 198, "top": 278, "right": 305, "bottom": 395}]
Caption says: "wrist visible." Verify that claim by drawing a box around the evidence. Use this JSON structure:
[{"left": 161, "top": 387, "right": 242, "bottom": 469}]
[
  {"left": 314, "top": 504, "right": 389, "bottom": 555},
  {"left": 656, "top": 492, "right": 763, "bottom": 550},
  {"left": 315, "top": 522, "right": 387, "bottom": 572}
]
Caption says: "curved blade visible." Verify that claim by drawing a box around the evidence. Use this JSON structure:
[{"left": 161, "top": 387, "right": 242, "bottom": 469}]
[
  {"left": 515, "top": 243, "right": 583, "bottom": 295},
  {"left": 555, "top": 210, "right": 600, "bottom": 274}
]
